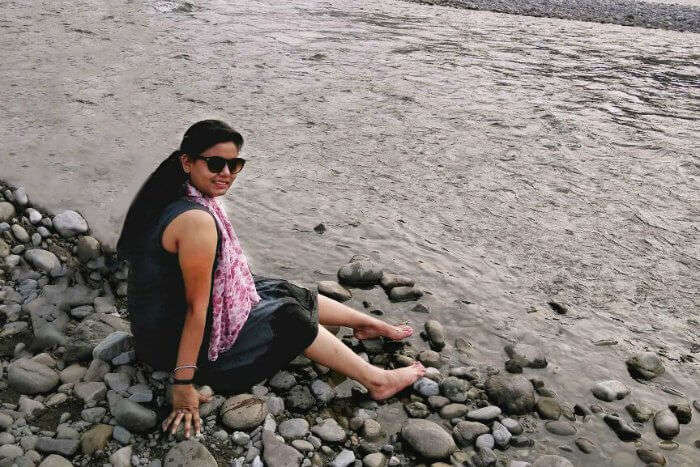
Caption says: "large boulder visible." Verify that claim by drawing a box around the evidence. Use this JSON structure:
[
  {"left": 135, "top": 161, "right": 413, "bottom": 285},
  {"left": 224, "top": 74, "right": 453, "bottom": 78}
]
[
  {"left": 485, "top": 375, "right": 535, "bottom": 415},
  {"left": 8, "top": 358, "right": 60, "bottom": 394},
  {"left": 220, "top": 394, "right": 268, "bottom": 431},
  {"left": 401, "top": 419, "right": 456, "bottom": 460}
]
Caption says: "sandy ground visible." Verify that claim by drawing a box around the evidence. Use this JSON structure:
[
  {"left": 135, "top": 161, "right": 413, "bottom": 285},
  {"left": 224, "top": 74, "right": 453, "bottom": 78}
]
[{"left": 1, "top": 0, "right": 699, "bottom": 463}]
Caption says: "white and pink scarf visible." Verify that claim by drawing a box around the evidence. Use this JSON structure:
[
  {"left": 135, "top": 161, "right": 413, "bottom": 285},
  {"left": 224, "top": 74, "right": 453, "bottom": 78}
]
[{"left": 184, "top": 181, "right": 261, "bottom": 361}]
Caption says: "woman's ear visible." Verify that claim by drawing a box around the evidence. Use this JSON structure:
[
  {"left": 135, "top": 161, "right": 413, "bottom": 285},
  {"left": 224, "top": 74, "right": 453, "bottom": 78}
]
[{"left": 180, "top": 153, "right": 193, "bottom": 174}]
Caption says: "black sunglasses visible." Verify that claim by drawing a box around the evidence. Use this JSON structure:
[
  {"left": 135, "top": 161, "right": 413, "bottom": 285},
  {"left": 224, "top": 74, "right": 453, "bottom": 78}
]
[{"left": 193, "top": 155, "right": 246, "bottom": 174}]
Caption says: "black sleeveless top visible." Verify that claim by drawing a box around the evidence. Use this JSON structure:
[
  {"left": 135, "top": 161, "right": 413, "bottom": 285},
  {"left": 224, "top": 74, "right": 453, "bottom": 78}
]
[{"left": 126, "top": 198, "right": 221, "bottom": 371}]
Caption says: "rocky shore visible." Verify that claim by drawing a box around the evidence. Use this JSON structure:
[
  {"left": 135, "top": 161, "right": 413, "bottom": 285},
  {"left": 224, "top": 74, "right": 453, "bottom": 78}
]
[
  {"left": 403, "top": 0, "right": 700, "bottom": 33},
  {"left": 1, "top": 181, "right": 698, "bottom": 466}
]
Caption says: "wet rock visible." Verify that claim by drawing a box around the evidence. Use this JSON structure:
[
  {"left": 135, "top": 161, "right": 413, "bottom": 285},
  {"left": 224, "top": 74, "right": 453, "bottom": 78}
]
[
  {"left": 363, "top": 419, "right": 382, "bottom": 439},
  {"left": 653, "top": 409, "right": 680, "bottom": 440},
  {"left": 440, "top": 376, "right": 468, "bottom": 402},
  {"left": 64, "top": 313, "right": 129, "bottom": 362},
  {"left": 440, "top": 403, "right": 468, "bottom": 419},
  {"left": 574, "top": 437, "right": 596, "bottom": 454},
  {"left": 668, "top": 401, "right": 692, "bottom": 424},
  {"left": 286, "top": 385, "right": 315, "bottom": 412},
  {"left": 337, "top": 259, "right": 383, "bottom": 287},
  {"left": 74, "top": 381, "right": 107, "bottom": 403},
  {"left": 363, "top": 452, "right": 387, "bottom": 467},
  {"left": 80, "top": 424, "right": 113, "bottom": 455},
  {"left": 52, "top": 211, "right": 88, "bottom": 238},
  {"left": 24, "top": 249, "right": 60, "bottom": 275},
  {"left": 532, "top": 455, "right": 574, "bottom": 467},
  {"left": 404, "top": 401, "right": 430, "bottom": 418},
  {"left": 163, "top": 440, "right": 217, "bottom": 467},
  {"left": 330, "top": 449, "right": 355, "bottom": 467},
  {"left": 474, "top": 446, "right": 497, "bottom": 466},
  {"left": 428, "top": 395, "right": 450, "bottom": 410},
  {"left": 501, "top": 418, "right": 522, "bottom": 436},
  {"left": 591, "top": 380, "right": 630, "bottom": 402},
  {"left": 475, "top": 433, "right": 494, "bottom": 450},
  {"left": 221, "top": 394, "right": 268, "bottom": 430},
  {"left": 453, "top": 421, "right": 489, "bottom": 447},
  {"left": 262, "top": 429, "right": 303, "bottom": 467},
  {"left": 425, "top": 320, "right": 446, "bottom": 351},
  {"left": 312, "top": 418, "right": 346, "bottom": 443},
  {"left": 380, "top": 272, "right": 414, "bottom": 290},
  {"left": 317, "top": 281, "right": 351, "bottom": 302},
  {"left": 544, "top": 421, "right": 576, "bottom": 436},
  {"left": 401, "top": 419, "right": 456, "bottom": 460},
  {"left": 491, "top": 421, "right": 511, "bottom": 448},
  {"left": 269, "top": 371, "right": 296, "bottom": 391},
  {"left": 37, "top": 454, "right": 73, "bottom": 467},
  {"left": 279, "top": 418, "right": 309, "bottom": 441},
  {"left": 388, "top": 286, "right": 423, "bottom": 302},
  {"left": 626, "top": 402, "right": 655, "bottom": 423},
  {"left": 93, "top": 331, "right": 134, "bottom": 361},
  {"left": 310, "top": 379, "right": 335, "bottom": 404},
  {"left": 504, "top": 343, "right": 547, "bottom": 369},
  {"left": 637, "top": 448, "right": 666, "bottom": 465},
  {"left": 112, "top": 398, "right": 158, "bottom": 432},
  {"left": 626, "top": 352, "right": 665, "bottom": 380},
  {"left": 485, "top": 375, "right": 535, "bottom": 415},
  {"left": 0, "top": 202, "right": 15, "bottom": 222},
  {"left": 0, "top": 445, "right": 24, "bottom": 466},
  {"left": 75, "top": 236, "right": 101, "bottom": 263},
  {"left": 536, "top": 398, "right": 561, "bottom": 420},
  {"left": 603, "top": 415, "right": 641, "bottom": 441},
  {"left": 413, "top": 377, "right": 440, "bottom": 397},
  {"left": 35, "top": 438, "right": 79, "bottom": 456},
  {"left": 8, "top": 358, "right": 60, "bottom": 394},
  {"left": 467, "top": 406, "right": 501, "bottom": 422},
  {"left": 418, "top": 350, "right": 443, "bottom": 368},
  {"left": 109, "top": 445, "right": 132, "bottom": 467},
  {"left": 11, "top": 224, "right": 30, "bottom": 243}
]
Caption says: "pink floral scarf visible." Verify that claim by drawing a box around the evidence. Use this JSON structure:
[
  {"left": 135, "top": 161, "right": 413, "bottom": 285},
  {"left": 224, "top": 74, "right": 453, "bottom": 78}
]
[{"left": 184, "top": 181, "right": 261, "bottom": 361}]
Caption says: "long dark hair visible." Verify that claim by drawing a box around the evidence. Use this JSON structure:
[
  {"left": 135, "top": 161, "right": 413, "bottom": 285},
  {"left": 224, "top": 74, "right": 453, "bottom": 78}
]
[{"left": 117, "top": 119, "right": 244, "bottom": 259}]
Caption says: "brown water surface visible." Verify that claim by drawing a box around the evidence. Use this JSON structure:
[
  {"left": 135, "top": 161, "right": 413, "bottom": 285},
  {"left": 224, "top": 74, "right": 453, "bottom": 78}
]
[{"left": 1, "top": 0, "right": 698, "bottom": 464}]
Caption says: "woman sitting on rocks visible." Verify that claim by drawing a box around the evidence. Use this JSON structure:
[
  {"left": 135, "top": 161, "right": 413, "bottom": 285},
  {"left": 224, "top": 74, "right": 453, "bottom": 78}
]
[{"left": 116, "top": 120, "right": 425, "bottom": 440}]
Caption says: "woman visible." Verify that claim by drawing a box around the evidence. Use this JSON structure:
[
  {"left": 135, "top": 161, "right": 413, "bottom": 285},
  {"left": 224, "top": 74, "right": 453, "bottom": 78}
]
[{"left": 116, "top": 120, "right": 425, "bottom": 440}]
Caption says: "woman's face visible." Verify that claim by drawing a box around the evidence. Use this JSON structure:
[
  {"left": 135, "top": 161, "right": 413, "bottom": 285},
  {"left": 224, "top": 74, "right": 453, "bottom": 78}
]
[{"left": 181, "top": 141, "right": 240, "bottom": 197}]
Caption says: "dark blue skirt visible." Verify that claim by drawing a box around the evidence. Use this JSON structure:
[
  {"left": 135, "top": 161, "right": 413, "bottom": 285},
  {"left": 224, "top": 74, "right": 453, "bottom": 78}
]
[{"left": 194, "top": 275, "right": 319, "bottom": 394}]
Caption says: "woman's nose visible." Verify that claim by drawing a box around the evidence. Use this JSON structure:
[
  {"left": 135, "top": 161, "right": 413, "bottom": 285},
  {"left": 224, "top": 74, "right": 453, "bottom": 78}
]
[{"left": 220, "top": 163, "right": 232, "bottom": 176}]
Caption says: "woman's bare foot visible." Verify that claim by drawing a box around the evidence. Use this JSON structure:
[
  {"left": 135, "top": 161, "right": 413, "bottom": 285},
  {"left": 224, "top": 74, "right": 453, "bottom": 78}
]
[
  {"left": 366, "top": 362, "right": 426, "bottom": 400},
  {"left": 353, "top": 318, "right": 414, "bottom": 341}
]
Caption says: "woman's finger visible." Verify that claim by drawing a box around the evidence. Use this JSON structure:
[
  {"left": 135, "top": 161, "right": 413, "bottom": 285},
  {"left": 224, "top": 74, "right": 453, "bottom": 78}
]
[
  {"left": 170, "top": 410, "right": 185, "bottom": 435},
  {"left": 162, "top": 412, "right": 176, "bottom": 431},
  {"left": 183, "top": 411, "right": 193, "bottom": 439},
  {"left": 193, "top": 410, "right": 202, "bottom": 436}
]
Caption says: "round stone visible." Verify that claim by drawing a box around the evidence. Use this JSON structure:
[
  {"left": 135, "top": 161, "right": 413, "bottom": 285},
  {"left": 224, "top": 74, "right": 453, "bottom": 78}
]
[
  {"left": 532, "top": 455, "right": 575, "bottom": 467},
  {"left": 52, "top": 210, "right": 89, "bottom": 238},
  {"left": 8, "top": 358, "right": 60, "bottom": 395},
  {"left": 220, "top": 394, "right": 268, "bottom": 430},
  {"left": 278, "top": 418, "right": 309, "bottom": 441},
  {"left": 311, "top": 418, "right": 346, "bottom": 443},
  {"left": 485, "top": 375, "right": 536, "bottom": 415},
  {"left": 401, "top": 419, "right": 456, "bottom": 460},
  {"left": 163, "top": 440, "right": 217, "bottom": 467},
  {"left": 24, "top": 249, "right": 61, "bottom": 274}
]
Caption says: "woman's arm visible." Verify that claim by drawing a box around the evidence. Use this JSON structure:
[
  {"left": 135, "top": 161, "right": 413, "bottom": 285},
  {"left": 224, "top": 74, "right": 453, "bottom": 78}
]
[
  {"left": 161, "top": 209, "right": 217, "bottom": 438},
  {"left": 173, "top": 209, "right": 218, "bottom": 377}
]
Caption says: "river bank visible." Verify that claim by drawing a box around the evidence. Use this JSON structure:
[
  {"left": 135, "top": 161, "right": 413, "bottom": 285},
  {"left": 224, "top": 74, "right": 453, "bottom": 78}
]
[{"left": 402, "top": 0, "right": 700, "bottom": 33}]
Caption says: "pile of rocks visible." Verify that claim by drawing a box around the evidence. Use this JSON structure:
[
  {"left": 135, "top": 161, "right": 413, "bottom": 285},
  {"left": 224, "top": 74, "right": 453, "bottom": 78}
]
[{"left": 1, "top": 182, "right": 698, "bottom": 467}]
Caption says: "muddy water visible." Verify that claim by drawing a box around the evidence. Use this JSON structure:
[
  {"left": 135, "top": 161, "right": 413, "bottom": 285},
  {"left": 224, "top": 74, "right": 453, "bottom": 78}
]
[{"left": 1, "top": 0, "right": 698, "bottom": 463}]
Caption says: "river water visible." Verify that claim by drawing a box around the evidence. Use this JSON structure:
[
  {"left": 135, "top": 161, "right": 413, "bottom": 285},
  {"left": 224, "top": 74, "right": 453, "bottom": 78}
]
[{"left": 1, "top": 0, "right": 698, "bottom": 464}]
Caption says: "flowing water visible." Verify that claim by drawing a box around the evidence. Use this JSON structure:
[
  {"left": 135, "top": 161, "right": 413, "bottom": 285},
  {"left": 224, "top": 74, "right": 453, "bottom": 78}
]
[{"left": 1, "top": 0, "right": 698, "bottom": 464}]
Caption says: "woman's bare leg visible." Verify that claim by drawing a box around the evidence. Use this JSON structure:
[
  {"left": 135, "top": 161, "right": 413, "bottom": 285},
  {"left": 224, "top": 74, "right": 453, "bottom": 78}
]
[
  {"left": 304, "top": 326, "right": 425, "bottom": 400},
  {"left": 317, "top": 294, "right": 413, "bottom": 340}
]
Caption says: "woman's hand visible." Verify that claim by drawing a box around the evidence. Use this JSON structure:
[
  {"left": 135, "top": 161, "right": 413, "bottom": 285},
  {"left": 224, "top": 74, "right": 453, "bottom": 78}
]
[{"left": 162, "top": 385, "right": 213, "bottom": 439}]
